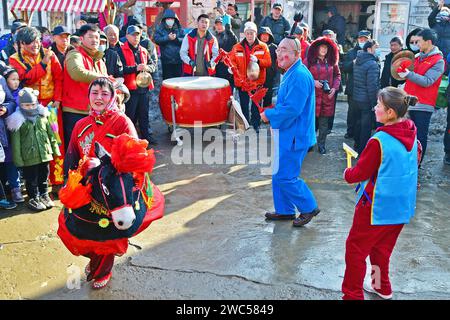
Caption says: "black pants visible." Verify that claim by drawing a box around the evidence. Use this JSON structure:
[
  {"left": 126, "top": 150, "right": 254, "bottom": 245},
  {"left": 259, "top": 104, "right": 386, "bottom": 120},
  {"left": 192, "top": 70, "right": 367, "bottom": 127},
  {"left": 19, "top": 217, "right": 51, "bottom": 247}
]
[
  {"left": 346, "top": 95, "right": 358, "bottom": 137},
  {"left": 238, "top": 88, "right": 261, "bottom": 130},
  {"left": 125, "top": 92, "right": 151, "bottom": 142},
  {"left": 444, "top": 104, "right": 450, "bottom": 155},
  {"left": 263, "top": 87, "right": 274, "bottom": 108},
  {"left": 354, "top": 101, "right": 374, "bottom": 154},
  {"left": 409, "top": 110, "right": 432, "bottom": 164},
  {"left": 317, "top": 116, "right": 330, "bottom": 147},
  {"left": 63, "top": 112, "right": 86, "bottom": 149},
  {"left": 162, "top": 63, "right": 182, "bottom": 80},
  {"left": 328, "top": 95, "right": 337, "bottom": 131},
  {"left": 22, "top": 162, "right": 50, "bottom": 199}
]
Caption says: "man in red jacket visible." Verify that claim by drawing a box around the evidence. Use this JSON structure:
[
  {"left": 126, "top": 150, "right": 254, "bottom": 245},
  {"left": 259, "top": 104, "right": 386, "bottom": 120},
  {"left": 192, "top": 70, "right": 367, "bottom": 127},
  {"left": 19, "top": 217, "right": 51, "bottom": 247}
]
[
  {"left": 180, "top": 14, "right": 219, "bottom": 76},
  {"left": 118, "top": 25, "right": 158, "bottom": 145},
  {"left": 398, "top": 28, "right": 444, "bottom": 164}
]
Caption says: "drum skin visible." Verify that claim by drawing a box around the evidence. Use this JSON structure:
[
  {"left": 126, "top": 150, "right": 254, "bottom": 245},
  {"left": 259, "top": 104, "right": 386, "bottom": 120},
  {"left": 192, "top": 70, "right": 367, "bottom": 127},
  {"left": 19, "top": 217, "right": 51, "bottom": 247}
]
[{"left": 159, "top": 76, "right": 232, "bottom": 127}]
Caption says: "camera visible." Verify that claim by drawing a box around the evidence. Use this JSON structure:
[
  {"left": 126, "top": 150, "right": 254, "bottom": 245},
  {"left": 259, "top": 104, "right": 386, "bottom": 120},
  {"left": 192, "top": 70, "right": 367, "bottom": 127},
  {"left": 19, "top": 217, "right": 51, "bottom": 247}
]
[{"left": 320, "top": 80, "right": 331, "bottom": 94}]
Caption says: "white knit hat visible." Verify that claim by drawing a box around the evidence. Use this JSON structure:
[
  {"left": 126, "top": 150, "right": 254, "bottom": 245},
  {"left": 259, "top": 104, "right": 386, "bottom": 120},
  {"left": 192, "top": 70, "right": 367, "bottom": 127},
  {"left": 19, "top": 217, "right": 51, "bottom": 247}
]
[{"left": 244, "top": 21, "right": 257, "bottom": 33}]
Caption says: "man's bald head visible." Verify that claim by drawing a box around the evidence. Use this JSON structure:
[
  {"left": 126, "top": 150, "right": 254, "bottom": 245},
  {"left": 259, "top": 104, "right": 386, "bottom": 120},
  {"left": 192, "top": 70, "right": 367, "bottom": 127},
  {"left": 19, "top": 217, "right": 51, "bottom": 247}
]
[{"left": 276, "top": 37, "right": 301, "bottom": 70}]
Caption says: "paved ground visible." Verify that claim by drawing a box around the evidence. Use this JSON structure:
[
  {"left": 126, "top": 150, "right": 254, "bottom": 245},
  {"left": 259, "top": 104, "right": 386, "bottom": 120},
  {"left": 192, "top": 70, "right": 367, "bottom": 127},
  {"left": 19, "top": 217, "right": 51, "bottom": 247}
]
[{"left": 1, "top": 101, "right": 449, "bottom": 300}]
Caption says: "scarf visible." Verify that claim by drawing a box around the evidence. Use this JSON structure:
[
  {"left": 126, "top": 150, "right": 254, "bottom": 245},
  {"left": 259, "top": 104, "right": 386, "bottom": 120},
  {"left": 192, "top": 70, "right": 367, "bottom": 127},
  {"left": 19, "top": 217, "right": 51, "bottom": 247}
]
[{"left": 20, "top": 105, "right": 40, "bottom": 123}]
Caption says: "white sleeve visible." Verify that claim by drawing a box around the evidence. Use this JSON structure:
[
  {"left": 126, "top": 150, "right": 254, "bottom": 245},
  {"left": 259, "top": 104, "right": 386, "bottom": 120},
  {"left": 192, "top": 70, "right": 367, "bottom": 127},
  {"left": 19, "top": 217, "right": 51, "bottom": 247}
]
[{"left": 180, "top": 34, "right": 191, "bottom": 65}]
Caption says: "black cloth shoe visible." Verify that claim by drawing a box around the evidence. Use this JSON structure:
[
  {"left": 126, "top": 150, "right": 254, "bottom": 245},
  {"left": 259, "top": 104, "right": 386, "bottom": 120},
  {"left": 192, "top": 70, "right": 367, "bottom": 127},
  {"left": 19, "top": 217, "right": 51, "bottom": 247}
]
[
  {"left": 318, "top": 145, "right": 326, "bottom": 154},
  {"left": 147, "top": 135, "right": 158, "bottom": 146},
  {"left": 265, "top": 212, "right": 296, "bottom": 220},
  {"left": 344, "top": 133, "right": 353, "bottom": 139},
  {"left": 293, "top": 208, "right": 320, "bottom": 227}
]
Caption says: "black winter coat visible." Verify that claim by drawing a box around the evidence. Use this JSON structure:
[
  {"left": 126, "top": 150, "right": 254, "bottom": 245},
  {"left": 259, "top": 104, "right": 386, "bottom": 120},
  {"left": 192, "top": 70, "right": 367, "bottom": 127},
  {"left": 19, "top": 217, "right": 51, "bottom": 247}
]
[
  {"left": 429, "top": 7, "right": 450, "bottom": 60},
  {"left": 342, "top": 44, "right": 360, "bottom": 95},
  {"left": 259, "top": 14, "right": 290, "bottom": 45},
  {"left": 326, "top": 14, "right": 346, "bottom": 45},
  {"left": 154, "top": 10, "right": 185, "bottom": 65},
  {"left": 104, "top": 47, "right": 123, "bottom": 78},
  {"left": 380, "top": 51, "right": 405, "bottom": 89},
  {"left": 353, "top": 51, "right": 380, "bottom": 107}
]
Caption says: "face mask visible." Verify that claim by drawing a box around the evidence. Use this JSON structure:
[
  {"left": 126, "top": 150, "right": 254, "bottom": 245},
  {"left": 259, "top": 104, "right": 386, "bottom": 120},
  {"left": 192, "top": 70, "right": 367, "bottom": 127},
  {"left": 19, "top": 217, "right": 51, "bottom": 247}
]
[
  {"left": 374, "top": 48, "right": 381, "bottom": 58},
  {"left": 98, "top": 44, "right": 106, "bottom": 52},
  {"left": 358, "top": 41, "right": 366, "bottom": 49},
  {"left": 410, "top": 44, "right": 419, "bottom": 52},
  {"left": 166, "top": 19, "right": 175, "bottom": 28}
]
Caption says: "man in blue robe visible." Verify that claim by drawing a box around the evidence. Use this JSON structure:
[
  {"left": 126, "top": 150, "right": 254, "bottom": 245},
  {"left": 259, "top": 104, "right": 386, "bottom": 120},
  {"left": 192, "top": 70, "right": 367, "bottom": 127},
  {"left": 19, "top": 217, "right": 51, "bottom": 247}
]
[{"left": 260, "top": 37, "right": 320, "bottom": 227}]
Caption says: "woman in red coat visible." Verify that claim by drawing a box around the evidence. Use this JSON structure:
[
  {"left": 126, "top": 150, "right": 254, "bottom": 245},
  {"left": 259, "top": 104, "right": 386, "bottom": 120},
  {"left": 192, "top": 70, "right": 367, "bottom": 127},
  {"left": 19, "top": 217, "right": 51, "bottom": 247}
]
[
  {"left": 305, "top": 37, "right": 341, "bottom": 154},
  {"left": 60, "top": 77, "right": 156, "bottom": 290},
  {"left": 64, "top": 77, "right": 137, "bottom": 174}
]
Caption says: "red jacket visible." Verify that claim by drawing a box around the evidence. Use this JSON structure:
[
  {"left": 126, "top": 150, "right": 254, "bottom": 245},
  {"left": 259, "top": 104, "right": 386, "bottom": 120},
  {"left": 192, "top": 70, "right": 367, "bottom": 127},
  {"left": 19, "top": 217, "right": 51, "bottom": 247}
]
[
  {"left": 62, "top": 46, "right": 107, "bottom": 114},
  {"left": 120, "top": 41, "right": 153, "bottom": 90},
  {"left": 229, "top": 39, "right": 272, "bottom": 88},
  {"left": 182, "top": 29, "right": 216, "bottom": 76},
  {"left": 306, "top": 37, "right": 341, "bottom": 117},
  {"left": 9, "top": 48, "right": 63, "bottom": 104},
  {"left": 404, "top": 53, "right": 443, "bottom": 107}
]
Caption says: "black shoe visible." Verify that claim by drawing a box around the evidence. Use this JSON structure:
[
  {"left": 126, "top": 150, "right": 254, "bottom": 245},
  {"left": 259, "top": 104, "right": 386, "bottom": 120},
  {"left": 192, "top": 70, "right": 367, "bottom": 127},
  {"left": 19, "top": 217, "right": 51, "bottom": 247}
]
[
  {"left": 444, "top": 153, "right": 450, "bottom": 166},
  {"left": 147, "top": 135, "right": 158, "bottom": 145},
  {"left": 265, "top": 212, "right": 296, "bottom": 220},
  {"left": 344, "top": 133, "right": 353, "bottom": 139},
  {"left": 318, "top": 145, "right": 326, "bottom": 154},
  {"left": 292, "top": 208, "right": 320, "bottom": 227}
]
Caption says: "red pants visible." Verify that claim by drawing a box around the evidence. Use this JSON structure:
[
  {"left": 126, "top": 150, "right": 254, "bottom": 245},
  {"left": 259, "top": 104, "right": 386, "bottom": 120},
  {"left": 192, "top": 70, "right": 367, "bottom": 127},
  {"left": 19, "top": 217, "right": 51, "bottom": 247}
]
[
  {"left": 342, "top": 200, "right": 404, "bottom": 300},
  {"left": 84, "top": 253, "right": 115, "bottom": 281}
]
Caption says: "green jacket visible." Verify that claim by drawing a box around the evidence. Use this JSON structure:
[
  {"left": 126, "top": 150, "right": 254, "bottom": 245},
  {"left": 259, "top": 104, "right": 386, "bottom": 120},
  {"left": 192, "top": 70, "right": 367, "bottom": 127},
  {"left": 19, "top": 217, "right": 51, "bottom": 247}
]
[{"left": 6, "top": 108, "right": 61, "bottom": 167}]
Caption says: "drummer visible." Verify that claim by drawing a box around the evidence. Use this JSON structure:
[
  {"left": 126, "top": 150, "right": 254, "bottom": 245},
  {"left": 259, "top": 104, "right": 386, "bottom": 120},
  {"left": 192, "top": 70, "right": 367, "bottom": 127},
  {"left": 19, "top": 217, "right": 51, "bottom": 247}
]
[
  {"left": 180, "top": 14, "right": 219, "bottom": 76},
  {"left": 229, "top": 21, "right": 271, "bottom": 132},
  {"left": 118, "top": 25, "right": 158, "bottom": 145}
]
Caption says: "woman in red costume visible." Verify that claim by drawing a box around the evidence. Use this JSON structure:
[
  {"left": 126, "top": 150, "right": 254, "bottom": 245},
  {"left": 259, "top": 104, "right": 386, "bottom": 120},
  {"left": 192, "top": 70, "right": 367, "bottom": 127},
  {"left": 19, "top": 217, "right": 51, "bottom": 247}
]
[{"left": 58, "top": 77, "right": 164, "bottom": 289}]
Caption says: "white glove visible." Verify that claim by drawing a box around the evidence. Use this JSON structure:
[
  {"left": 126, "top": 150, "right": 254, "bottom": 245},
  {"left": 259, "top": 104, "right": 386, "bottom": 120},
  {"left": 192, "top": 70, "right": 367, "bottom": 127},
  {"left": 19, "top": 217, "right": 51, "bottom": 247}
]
[
  {"left": 398, "top": 69, "right": 410, "bottom": 79},
  {"left": 228, "top": 67, "right": 233, "bottom": 74},
  {"left": 209, "top": 60, "right": 216, "bottom": 69},
  {"left": 249, "top": 55, "right": 258, "bottom": 63}
]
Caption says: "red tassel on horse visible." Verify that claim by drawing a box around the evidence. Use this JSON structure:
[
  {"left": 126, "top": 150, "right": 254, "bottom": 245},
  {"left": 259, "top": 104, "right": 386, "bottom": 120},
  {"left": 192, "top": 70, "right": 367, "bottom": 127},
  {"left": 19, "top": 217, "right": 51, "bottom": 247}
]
[{"left": 110, "top": 134, "right": 156, "bottom": 174}]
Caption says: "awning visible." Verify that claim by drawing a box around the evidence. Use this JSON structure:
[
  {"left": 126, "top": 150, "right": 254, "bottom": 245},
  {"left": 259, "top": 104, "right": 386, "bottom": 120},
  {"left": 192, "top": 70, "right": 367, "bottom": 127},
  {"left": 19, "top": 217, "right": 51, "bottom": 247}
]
[{"left": 12, "top": 0, "right": 108, "bottom": 13}]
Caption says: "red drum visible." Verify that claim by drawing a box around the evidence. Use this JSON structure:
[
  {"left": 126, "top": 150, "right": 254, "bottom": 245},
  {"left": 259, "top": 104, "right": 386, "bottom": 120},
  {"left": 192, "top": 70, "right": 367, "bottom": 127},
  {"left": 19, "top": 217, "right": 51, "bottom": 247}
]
[{"left": 159, "top": 76, "right": 232, "bottom": 127}]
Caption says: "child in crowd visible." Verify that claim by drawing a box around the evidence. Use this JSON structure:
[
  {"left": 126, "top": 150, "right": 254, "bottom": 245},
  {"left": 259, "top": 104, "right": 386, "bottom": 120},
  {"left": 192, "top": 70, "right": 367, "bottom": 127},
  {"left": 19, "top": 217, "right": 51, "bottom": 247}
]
[
  {"left": 342, "top": 87, "right": 421, "bottom": 300},
  {"left": 3, "top": 68, "right": 21, "bottom": 107},
  {"left": 0, "top": 83, "right": 17, "bottom": 209},
  {"left": 6, "top": 88, "right": 60, "bottom": 211},
  {"left": 0, "top": 69, "right": 23, "bottom": 204}
]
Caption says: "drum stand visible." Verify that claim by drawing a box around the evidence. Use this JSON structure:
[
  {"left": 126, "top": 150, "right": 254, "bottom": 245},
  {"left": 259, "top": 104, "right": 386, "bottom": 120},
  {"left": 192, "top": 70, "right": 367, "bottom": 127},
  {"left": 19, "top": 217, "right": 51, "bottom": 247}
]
[{"left": 170, "top": 96, "right": 183, "bottom": 146}]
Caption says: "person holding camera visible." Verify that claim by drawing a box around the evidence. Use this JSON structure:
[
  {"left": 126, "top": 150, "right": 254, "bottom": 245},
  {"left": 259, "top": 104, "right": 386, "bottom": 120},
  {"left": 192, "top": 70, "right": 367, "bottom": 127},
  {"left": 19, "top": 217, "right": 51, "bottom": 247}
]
[
  {"left": 353, "top": 39, "right": 381, "bottom": 154},
  {"left": 305, "top": 37, "right": 341, "bottom": 154}
]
